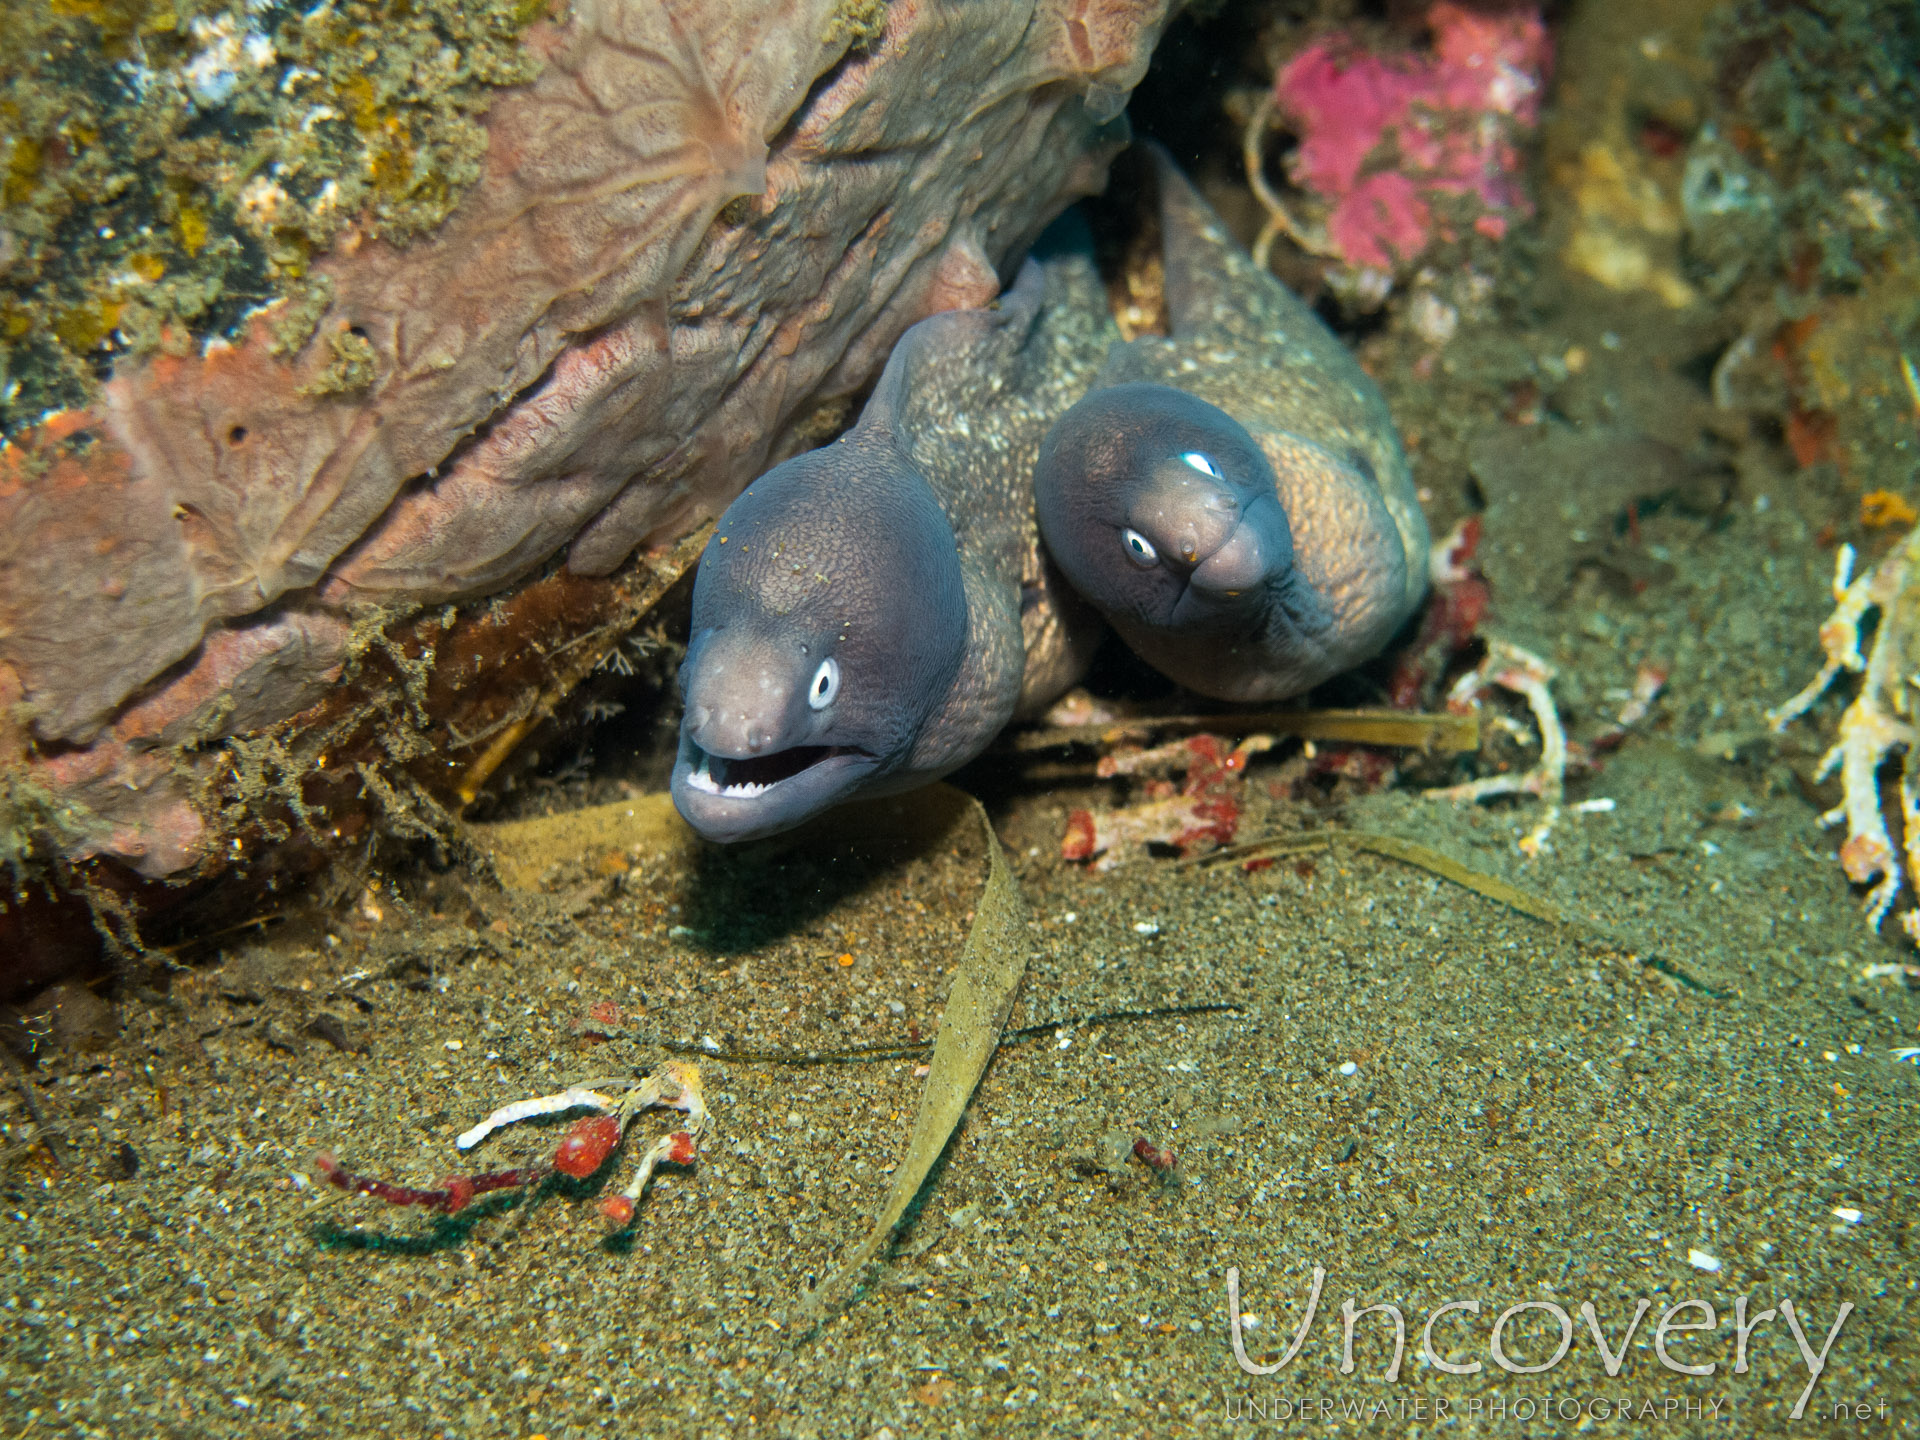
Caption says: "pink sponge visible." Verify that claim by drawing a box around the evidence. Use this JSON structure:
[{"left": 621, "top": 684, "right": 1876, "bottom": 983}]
[{"left": 1274, "top": 3, "right": 1550, "bottom": 272}]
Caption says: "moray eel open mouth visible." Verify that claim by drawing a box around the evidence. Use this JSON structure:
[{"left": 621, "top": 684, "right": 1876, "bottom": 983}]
[
  {"left": 678, "top": 742, "right": 866, "bottom": 798},
  {"left": 671, "top": 733, "right": 882, "bottom": 843}
]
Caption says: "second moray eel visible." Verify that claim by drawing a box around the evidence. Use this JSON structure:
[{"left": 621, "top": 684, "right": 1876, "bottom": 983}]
[
  {"left": 671, "top": 243, "right": 1116, "bottom": 843},
  {"left": 1035, "top": 148, "right": 1430, "bottom": 701}
]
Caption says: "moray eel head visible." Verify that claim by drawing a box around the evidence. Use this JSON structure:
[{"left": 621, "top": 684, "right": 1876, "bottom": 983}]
[
  {"left": 1036, "top": 382, "right": 1298, "bottom": 639},
  {"left": 672, "top": 445, "right": 969, "bottom": 843}
]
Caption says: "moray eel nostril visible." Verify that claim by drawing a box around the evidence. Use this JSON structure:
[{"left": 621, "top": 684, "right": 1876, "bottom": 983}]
[
  {"left": 1189, "top": 499, "right": 1281, "bottom": 597},
  {"left": 1034, "top": 144, "right": 1430, "bottom": 703}
]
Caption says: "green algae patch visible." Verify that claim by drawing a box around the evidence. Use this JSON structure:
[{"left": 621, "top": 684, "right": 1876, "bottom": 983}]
[
  {"left": 821, "top": 0, "right": 887, "bottom": 52},
  {"left": 0, "top": 0, "right": 551, "bottom": 437},
  {"left": 0, "top": 769, "right": 101, "bottom": 895},
  {"left": 299, "top": 322, "right": 379, "bottom": 397}
]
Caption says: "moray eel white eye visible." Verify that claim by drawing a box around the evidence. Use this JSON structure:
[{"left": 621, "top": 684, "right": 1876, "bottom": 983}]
[
  {"left": 1180, "top": 451, "right": 1223, "bottom": 479},
  {"left": 1122, "top": 528, "right": 1159, "bottom": 567},
  {"left": 808, "top": 657, "right": 840, "bottom": 710}
]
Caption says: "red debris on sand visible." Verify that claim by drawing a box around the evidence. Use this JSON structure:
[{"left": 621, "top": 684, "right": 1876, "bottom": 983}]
[
  {"left": 439, "top": 1175, "right": 477, "bottom": 1214},
  {"left": 314, "top": 1152, "right": 548, "bottom": 1214},
  {"left": 571, "top": 999, "right": 636, "bottom": 1048},
  {"left": 1061, "top": 809, "right": 1100, "bottom": 863},
  {"left": 1133, "top": 1138, "right": 1177, "bottom": 1173},
  {"left": 316, "top": 1060, "right": 707, "bottom": 1232},
  {"left": 1063, "top": 734, "right": 1269, "bottom": 869},
  {"left": 1304, "top": 744, "right": 1401, "bottom": 794},
  {"left": 1586, "top": 662, "right": 1669, "bottom": 757},
  {"left": 552, "top": 1114, "right": 623, "bottom": 1179},
  {"left": 1387, "top": 515, "right": 1491, "bottom": 710},
  {"left": 572, "top": 999, "right": 629, "bottom": 1047}
]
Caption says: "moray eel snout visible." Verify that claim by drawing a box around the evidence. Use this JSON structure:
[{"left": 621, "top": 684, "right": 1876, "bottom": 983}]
[
  {"left": 675, "top": 627, "right": 876, "bottom": 828},
  {"left": 1036, "top": 382, "right": 1308, "bottom": 637},
  {"left": 670, "top": 449, "right": 969, "bottom": 844}
]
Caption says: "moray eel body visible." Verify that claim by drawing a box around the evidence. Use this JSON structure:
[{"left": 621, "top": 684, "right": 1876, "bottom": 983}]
[
  {"left": 1035, "top": 149, "right": 1430, "bottom": 701},
  {"left": 672, "top": 247, "right": 1118, "bottom": 843}
]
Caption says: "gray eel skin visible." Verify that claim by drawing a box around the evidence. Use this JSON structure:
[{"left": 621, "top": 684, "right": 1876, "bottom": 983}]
[
  {"left": 1035, "top": 147, "right": 1430, "bottom": 702},
  {"left": 671, "top": 242, "right": 1119, "bottom": 843}
]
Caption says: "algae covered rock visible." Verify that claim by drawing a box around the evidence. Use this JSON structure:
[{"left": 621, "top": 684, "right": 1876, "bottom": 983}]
[{"left": 0, "top": 0, "right": 1175, "bottom": 932}]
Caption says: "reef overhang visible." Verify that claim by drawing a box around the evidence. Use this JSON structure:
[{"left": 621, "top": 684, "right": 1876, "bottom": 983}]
[{"left": 0, "top": 0, "right": 1177, "bottom": 986}]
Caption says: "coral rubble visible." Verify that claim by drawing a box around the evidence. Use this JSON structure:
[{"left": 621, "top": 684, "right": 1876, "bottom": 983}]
[{"left": 1771, "top": 528, "right": 1920, "bottom": 940}]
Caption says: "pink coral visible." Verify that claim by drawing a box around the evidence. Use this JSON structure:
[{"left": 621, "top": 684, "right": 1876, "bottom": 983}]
[{"left": 1273, "top": 2, "right": 1549, "bottom": 271}]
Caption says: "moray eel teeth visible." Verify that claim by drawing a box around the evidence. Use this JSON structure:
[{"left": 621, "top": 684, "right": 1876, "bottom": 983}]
[{"left": 679, "top": 746, "right": 862, "bottom": 798}]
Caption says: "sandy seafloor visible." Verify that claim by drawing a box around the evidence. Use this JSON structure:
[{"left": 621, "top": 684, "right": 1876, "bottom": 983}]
[{"left": 6, "top": 29, "right": 1920, "bottom": 1440}]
